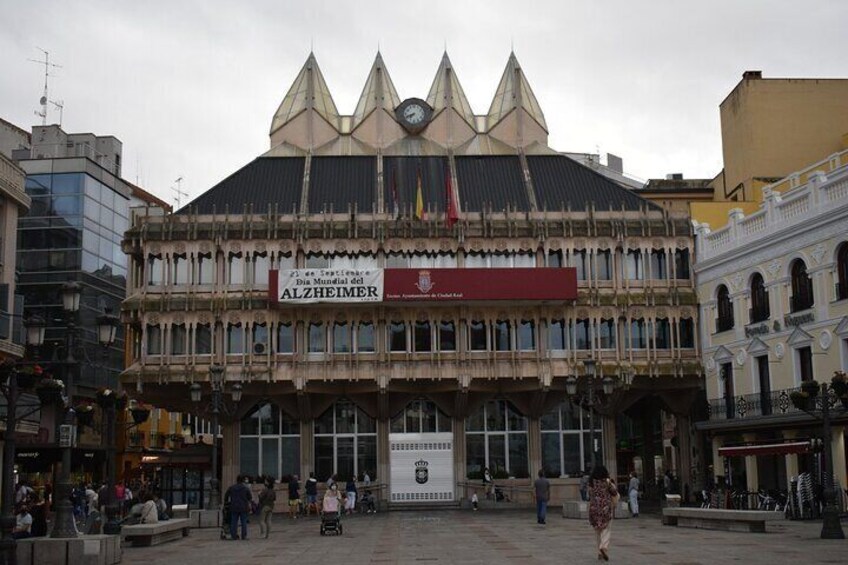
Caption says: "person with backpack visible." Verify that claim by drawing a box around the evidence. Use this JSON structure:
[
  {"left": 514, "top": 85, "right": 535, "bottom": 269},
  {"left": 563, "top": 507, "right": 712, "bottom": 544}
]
[{"left": 305, "top": 472, "right": 319, "bottom": 516}]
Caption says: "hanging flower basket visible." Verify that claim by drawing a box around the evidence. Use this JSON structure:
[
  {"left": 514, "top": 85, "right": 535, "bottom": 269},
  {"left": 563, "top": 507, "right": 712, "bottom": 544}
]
[
  {"left": 35, "top": 378, "right": 65, "bottom": 405},
  {"left": 74, "top": 404, "right": 95, "bottom": 427},
  {"left": 800, "top": 379, "right": 820, "bottom": 397},
  {"left": 115, "top": 392, "right": 129, "bottom": 411},
  {"left": 130, "top": 406, "right": 151, "bottom": 425},
  {"left": 96, "top": 388, "right": 117, "bottom": 408},
  {"left": 831, "top": 371, "right": 848, "bottom": 398},
  {"left": 790, "top": 390, "right": 812, "bottom": 412},
  {"left": 15, "top": 364, "right": 44, "bottom": 390}
]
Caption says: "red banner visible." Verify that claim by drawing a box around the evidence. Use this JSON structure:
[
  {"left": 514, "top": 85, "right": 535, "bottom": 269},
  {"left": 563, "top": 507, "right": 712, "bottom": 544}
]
[{"left": 383, "top": 268, "right": 576, "bottom": 301}]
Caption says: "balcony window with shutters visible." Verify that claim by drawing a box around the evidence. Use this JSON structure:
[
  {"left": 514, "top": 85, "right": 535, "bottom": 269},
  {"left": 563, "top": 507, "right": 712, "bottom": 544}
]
[
  {"left": 438, "top": 321, "right": 456, "bottom": 351},
  {"left": 227, "top": 323, "right": 244, "bottom": 354},
  {"left": 357, "top": 322, "right": 375, "bottom": 353},
  {"left": 716, "top": 284, "right": 734, "bottom": 332},
  {"left": 517, "top": 320, "right": 535, "bottom": 351},
  {"left": 574, "top": 319, "right": 591, "bottom": 350},
  {"left": 756, "top": 355, "right": 772, "bottom": 416},
  {"left": 414, "top": 321, "right": 432, "bottom": 352},
  {"left": 172, "top": 254, "right": 188, "bottom": 285},
  {"left": 146, "top": 324, "right": 162, "bottom": 355},
  {"left": 276, "top": 322, "right": 294, "bottom": 354},
  {"left": 308, "top": 322, "right": 326, "bottom": 353},
  {"left": 630, "top": 319, "right": 647, "bottom": 349},
  {"left": 679, "top": 318, "right": 695, "bottom": 348},
  {"left": 654, "top": 318, "right": 671, "bottom": 349},
  {"left": 197, "top": 253, "right": 214, "bottom": 285},
  {"left": 147, "top": 255, "right": 163, "bottom": 286},
  {"left": 749, "top": 273, "right": 770, "bottom": 323},
  {"left": 228, "top": 253, "right": 245, "bottom": 284},
  {"left": 469, "top": 320, "right": 488, "bottom": 351},
  {"left": 650, "top": 249, "right": 667, "bottom": 280},
  {"left": 548, "top": 319, "right": 568, "bottom": 351},
  {"left": 547, "top": 250, "right": 563, "bottom": 268},
  {"left": 625, "top": 250, "right": 643, "bottom": 280},
  {"left": 388, "top": 321, "right": 407, "bottom": 352},
  {"left": 171, "top": 324, "right": 187, "bottom": 355},
  {"left": 253, "top": 253, "right": 269, "bottom": 286},
  {"left": 790, "top": 259, "right": 814, "bottom": 312},
  {"left": 253, "top": 324, "right": 269, "bottom": 355},
  {"left": 333, "top": 322, "right": 351, "bottom": 353},
  {"left": 675, "top": 248, "right": 690, "bottom": 280},
  {"left": 597, "top": 250, "right": 612, "bottom": 281},
  {"left": 598, "top": 319, "right": 616, "bottom": 349},
  {"left": 493, "top": 320, "right": 511, "bottom": 351},
  {"left": 721, "top": 363, "right": 735, "bottom": 419},
  {"left": 195, "top": 324, "right": 212, "bottom": 355},
  {"left": 837, "top": 243, "right": 848, "bottom": 300},
  {"left": 573, "top": 250, "right": 588, "bottom": 281}
]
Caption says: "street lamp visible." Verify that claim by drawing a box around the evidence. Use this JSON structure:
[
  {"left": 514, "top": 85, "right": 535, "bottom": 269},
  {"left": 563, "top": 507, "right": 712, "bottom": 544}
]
[
  {"left": 191, "top": 364, "right": 242, "bottom": 509},
  {"left": 24, "top": 315, "right": 46, "bottom": 348},
  {"left": 564, "top": 360, "right": 620, "bottom": 470}
]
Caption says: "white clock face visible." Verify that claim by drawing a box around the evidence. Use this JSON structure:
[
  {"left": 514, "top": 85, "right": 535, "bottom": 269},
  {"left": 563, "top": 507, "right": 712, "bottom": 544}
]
[{"left": 403, "top": 104, "right": 426, "bottom": 125}]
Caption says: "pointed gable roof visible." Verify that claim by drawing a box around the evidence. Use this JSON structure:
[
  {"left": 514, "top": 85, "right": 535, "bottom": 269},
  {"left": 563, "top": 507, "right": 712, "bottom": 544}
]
[
  {"left": 352, "top": 52, "right": 401, "bottom": 129},
  {"left": 426, "top": 52, "right": 476, "bottom": 130},
  {"left": 270, "top": 53, "right": 340, "bottom": 135},
  {"left": 787, "top": 326, "right": 815, "bottom": 346},
  {"left": 487, "top": 52, "right": 547, "bottom": 132}
]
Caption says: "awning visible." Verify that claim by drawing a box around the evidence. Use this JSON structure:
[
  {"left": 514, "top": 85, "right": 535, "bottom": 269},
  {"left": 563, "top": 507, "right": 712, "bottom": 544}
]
[{"left": 719, "top": 441, "right": 810, "bottom": 458}]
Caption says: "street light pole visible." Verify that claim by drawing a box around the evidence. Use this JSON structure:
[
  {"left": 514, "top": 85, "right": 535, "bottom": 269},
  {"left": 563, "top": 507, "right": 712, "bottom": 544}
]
[
  {"left": 818, "top": 385, "right": 845, "bottom": 540},
  {"left": 0, "top": 366, "right": 19, "bottom": 565}
]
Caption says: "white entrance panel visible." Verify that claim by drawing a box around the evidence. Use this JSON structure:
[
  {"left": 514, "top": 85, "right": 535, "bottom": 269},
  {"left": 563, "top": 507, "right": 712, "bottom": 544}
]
[{"left": 389, "top": 432, "right": 454, "bottom": 502}]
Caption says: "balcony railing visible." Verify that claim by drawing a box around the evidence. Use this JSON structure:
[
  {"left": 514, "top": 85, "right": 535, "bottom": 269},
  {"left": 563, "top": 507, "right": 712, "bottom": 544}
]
[
  {"left": 707, "top": 387, "right": 802, "bottom": 421},
  {"left": 748, "top": 305, "right": 770, "bottom": 324}
]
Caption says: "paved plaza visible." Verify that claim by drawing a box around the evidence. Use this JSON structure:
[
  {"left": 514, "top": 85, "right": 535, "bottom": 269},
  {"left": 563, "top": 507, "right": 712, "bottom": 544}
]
[{"left": 121, "top": 510, "right": 847, "bottom": 564}]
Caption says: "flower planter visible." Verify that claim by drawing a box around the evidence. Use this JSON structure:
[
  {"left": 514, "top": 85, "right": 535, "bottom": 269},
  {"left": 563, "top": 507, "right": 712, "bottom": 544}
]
[
  {"left": 800, "top": 380, "right": 820, "bottom": 397},
  {"left": 790, "top": 391, "right": 812, "bottom": 412},
  {"left": 130, "top": 408, "right": 150, "bottom": 425}
]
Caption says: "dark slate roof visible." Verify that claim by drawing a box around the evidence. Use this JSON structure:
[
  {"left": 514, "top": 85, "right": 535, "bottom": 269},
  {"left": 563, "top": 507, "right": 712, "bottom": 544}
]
[
  {"left": 383, "top": 156, "right": 449, "bottom": 215},
  {"left": 455, "top": 156, "right": 529, "bottom": 212},
  {"left": 308, "top": 156, "right": 377, "bottom": 213},
  {"left": 527, "top": 155, "right": 657, "bottom": 211},
  {"left": 177, "top": 157, "right": 304, "bottom": 214}
]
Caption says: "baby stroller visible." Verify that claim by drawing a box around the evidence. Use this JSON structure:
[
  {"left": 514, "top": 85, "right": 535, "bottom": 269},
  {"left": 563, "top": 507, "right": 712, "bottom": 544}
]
[
  {"left": 220, "top": 501, "right": 231, "bottom": 540},
  {"left": 320, "top": 489, "right": 343, "bottom": 535}
]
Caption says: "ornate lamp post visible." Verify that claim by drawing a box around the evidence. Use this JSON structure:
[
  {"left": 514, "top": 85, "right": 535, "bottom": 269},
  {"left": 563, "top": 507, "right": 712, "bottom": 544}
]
[
  {"left": 790, "top": 372, "right": 848, "bottom": 540},
  {"left": 191, "top": 365, "right": 242, "bottom": 509},
  {"left": 565, "top": 360, "right": 617, "bottom": 469}
]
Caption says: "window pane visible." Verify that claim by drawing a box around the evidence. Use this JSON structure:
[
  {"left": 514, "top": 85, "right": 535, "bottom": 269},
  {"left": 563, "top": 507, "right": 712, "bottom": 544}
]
[
  {"left": 486, "top": 400, "right": 505, "bottom": 431},
  {"left": 438, "top": 321, "right": 456, "bottom": 351},
  {"left": 305, "top": 254, "right": 329, "bottom": 269},
  {"left": 261, "top": 438, "right": 279, "bottom": 478},
  {"left": 356, "top": 407, "right": 375, "bottom": 434},
  {"left": 171, "top": 325, "right": 186, "bottom": 355},
  {"left": 241, "top": 406, "right": 260, "bottom": 435},
  {"left": 390, "top": 412, "right": 405, "bottom": 433},
  {"left": 357, "top": 322, "right": 375, "bottom": 353},
  {"left": 575, "top": 319, "right": 590, "bottom": 350},
  {"left": 146, "top": 325, "right": 161, "bottom": 355},
  {"left": 260, "top": 404, "right": 280, "bottom": 435},
  {"left": 227, "top": 324, "right": 244, "bottom": 354},
  {"left": 488, "top": 435, "right": 507, "bottom": 475},
  {"left": 465, "top": 253, "right": 487, "bottom": 268},
  {"left": 469, "top": 321, "right": 487, "bottom": 351},
  {"left": 422, "top": 401, "right": 437, "bottom": 433},
  {"left": 541, "top": 433, "right": 561, "bottom": 477},
  {"left": 333, "top": 323, "right": 351, "bottom": 353},
  {"left": 518, "top": 320, "right": 535, "bottom": 351},
  {"left": 465, "top": 405, "right": 485, "bottom": 432},
  {"left": 281, "top": 437, "right": 300, "bottom": 480},
  {"left": 405, "top": 400, "right": 421, "bottom": 433},
  {"left": 315, "top": 407, "right": 334, "bottom": 435},
  {"left": 574, "top": 250, "right": 587, "bottom": 281},
  {"left": 240, "top": 438, "right": 259, "bottom": 478},
  {"left": 563, "top": 434, "right": 581, "bottom": 476},
  {"left": 337, "top": 437, "right": 355, "bottom": 479},
  {"left": 254, "top": 254, "right": 269, "bottom": 285},
  {"left": 198, "top": 254, "right": 214, "bottom": 284},
  {"left": 308, "top": 322, "right": 325, "bottom": 353},
  {"left": 277, "top": 323, "right": 293, "bottom": 353},
  {"left": 315, "top": 437, "right": 334, "bottom": 481},
  {"left": 335, "top": 401, "right": 356, "bottom": 434},
  {"left": 597, "top": 250, "right": 612, "bottom": 280},
  {"left": 389, "top": 322, "right": 406, "bottom": 352},
  {"left": 253, "top": 324, "right": 269, "bottom": 353},
  {"left": 414, "top": 321, "right": 431, "bottom": 352},
  {"left": 229, "top": 254, "right": 244, "bottom": 284},
  {"left": 466, "top": 434, "right": 485, "bottom": 477},
  {"left": 437, "top": 410, "right": 452, "bottom": 433},
  {"left": 549, "top": 320, "right": 567, "bottom": 351},
  {"left": 357, "top": 436, "right": 377, "bottom": 479},
  {"left": 540, "top": 408, "right": 559, "bottom": 431},
  {"left": 494, "top": 320, "right": 510, "bottom": 351},
  {"left": 195, "top": 324, "right": 212, "bottom": 355},
  {"left": 508, "top": 434, "right": 528, "bottom": 477},
  {"left": 507, "top": 404, "right": 527, "bottom": 431},
  {"left": 547, "top": 250, "right": 563, "bottom": 267}
]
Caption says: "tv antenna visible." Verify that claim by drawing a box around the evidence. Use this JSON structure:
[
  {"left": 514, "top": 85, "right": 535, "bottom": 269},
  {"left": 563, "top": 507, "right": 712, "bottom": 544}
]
[
  {"left": 171, "top": 176, "right": 188, "bottom": 208},
  {"left": 51, "top": 100, "right": 65, "bottom": 127},
  {"left": 28, "top": 48, "right": 62, "bottom": 126}
]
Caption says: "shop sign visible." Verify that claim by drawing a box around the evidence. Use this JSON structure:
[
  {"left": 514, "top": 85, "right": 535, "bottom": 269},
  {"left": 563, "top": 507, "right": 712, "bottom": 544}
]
[{"left": 275, "top": 269, "right": 383, "bottom": 303}]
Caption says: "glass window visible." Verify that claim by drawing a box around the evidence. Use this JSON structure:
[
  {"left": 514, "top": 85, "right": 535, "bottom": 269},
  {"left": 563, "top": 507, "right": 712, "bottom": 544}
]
[
  {"left": 790, "top": 260, "right": 814, "bottom": 312},
  {"left": 625, "top": 250, "right": 643, "bottom": 280},
  {"left": 277, "top": 322, "right": 294, "bottom": 353},
  {"left": 240, "top": 403, "right": 300, "bottom": 481},
  {"left": 52, "top": 173, "right": 82, "bottom": 194},
  {"left": 333, "top": 322, "right": 351, "bottom": 353},
  {"left": 750, "top": 273, "right": 770, "bottom": 323},
  {"left": 147, "top": 255, "right": 163, "bottom": 285},
  {"left": 229, "top": 253, "right": 245, "bottom": 284},
  {"left": 598, "top": 319, "right": 616, "bottom": 349},
  {"left": 438, "top": 321, "right": 456, "bottom": 351},
  {"left": 573, "top": 250, "right": 588, "bottom": 281},
  {"left": 314, "top": 401, "right": 377, "bottom": 480},
  {"left": 434, "top": 253, "right": 457, "bottom": 268},
  {"left": 675, "top": 248, "right": 690, "bottom": 279},
  {"left": 305, "top": 254, "right": 329, "bottom": 269},
  {"left": 277, "top": 253, "right": 295, "bottom": 270},
  {"left": 651, "top": 249, "right": 667, "bottom": 280},
  {"left": 388, "top": 321, "right": 406, "bottom": 352},
  {"left": 630, "top": 319, "right": 647, "bottom": 349},
  {"left": 197, "top": 253, "right": 214, "bottom": 285},
  {"left": 253, "top": 253, "right": 269, "bottom": 285},
  {"left": 25, "top": 174, "right": 52, "bottom": 197},
  {"left": 547, "top": 250, "right": 563, "bottom": 268},
  {"left": 465, "top": 400, "right": 528, "bottom": 478},
  {"left": 253, "top": 324, "right": 269, "bottom": 354},
  {"left": 549, "top": 319, "right": 567, "bottom": 351},
  {"left": 513, "top": 252, "right": 535, "bottom": 268},
  {"left": 716, "top": 285, "right": 734, "bottom": 331},
  {"left": 227, "top": 323, "right": 244, "bottom": 354},
  {"left": 654, "top": 318, "right": 671, "bottom": 349},
  {"left": 385, "top": 252, "right": 408, "bottom": 268},
  {"left": 239, "top": 438, "right": 259, "bottom": 478},
  {"left": 465, "top": 252, "right": 487, "bottom": 268},
  {"left": 679, "top": 318, "right": 695, "bottom": 348},
  {"left": 469, "top": 320, "right": 487, "bottom": 351},
  {"left": 414, "top": 321, "right": 432, "bottom": 352},
  {"left": 173, "top": 254, "right": 188, "bottom": 285},
  {"left": 517, "top": 320, "right": 535, "bottom": 351},
  {"left": 540, "top": 402, "right": 603, "bottom": 477},
  {"left": 597, "top": 250, "right": 612, "bottom": 280},
  {"left": 308, "top": 322, "right": 325, "bottom": 353},
  {"left": 53, "top": 195, "right": 82, "bottom": 217},
  {"left": 574, "top": 319, "right": 591, "bottom": 350},
  {"left": 146, "top": 325, "right": 162, "bottom": 355},
  {"left": 357, "top": 322, "right": 375, "bottom": 353},
  {"left": 494, "top": 320, "right": 511, "bottom": 351},
  {"left": 490, "top": 253, "right": 510, "bottom": 268},
  {"left": 195, "top": 324, "right": 212, "bottom": 355},
  {"left": 171, "top": 324, "right": 187, "bottom": 355}
]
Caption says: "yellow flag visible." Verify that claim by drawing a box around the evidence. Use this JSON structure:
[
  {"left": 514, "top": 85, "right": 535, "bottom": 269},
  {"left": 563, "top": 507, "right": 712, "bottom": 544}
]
[{"left": 415, "top": 168, "right": 426, "bottom": 220}]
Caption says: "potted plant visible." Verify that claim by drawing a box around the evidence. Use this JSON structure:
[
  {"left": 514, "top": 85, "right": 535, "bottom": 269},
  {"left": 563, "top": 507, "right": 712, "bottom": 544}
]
[
  {"left": 130, "top": 402, "right": 151, "bottom": 425},
  {"left": 790, "top": 390, "right": 812, "bottom": 412},
  {"left": 35, "top": 377, "right": 65, "bottom": 405},
  {"left": 74, "top": 402, "right": 95, "bottom": 427},
  {"left": 832, "top": 371, "right": 848, "bottom": 408},
  {"left": 15, "top": 364, "right": 44, "bottom": 390},
  {"left": 96, "top": 388, "right": 118, "bottom": 408},
  {"left": 800, "top": 379, "right": 820, "bottom": 398}
]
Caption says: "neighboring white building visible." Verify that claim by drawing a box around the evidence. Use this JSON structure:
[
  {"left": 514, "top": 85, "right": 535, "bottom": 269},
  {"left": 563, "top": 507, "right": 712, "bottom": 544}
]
[{"left": 694, "top": 149, "right": 848, "bottom": 494}]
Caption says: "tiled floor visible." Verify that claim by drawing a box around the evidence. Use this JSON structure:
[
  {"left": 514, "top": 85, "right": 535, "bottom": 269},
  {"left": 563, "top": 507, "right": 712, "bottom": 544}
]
[{"left": 121, "top": 510, "right": 847, "bottom": 564}]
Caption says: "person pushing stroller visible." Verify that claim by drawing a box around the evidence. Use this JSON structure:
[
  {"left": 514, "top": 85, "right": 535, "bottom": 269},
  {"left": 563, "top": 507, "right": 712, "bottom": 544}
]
[{"left": 320, "top": 483, "right": 343, "bottom": 535}]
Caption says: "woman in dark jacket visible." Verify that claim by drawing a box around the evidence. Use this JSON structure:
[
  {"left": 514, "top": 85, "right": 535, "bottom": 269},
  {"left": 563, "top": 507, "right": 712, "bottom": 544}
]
[{"left": 224, "top": 475, "right": 253, "bottom": 540}]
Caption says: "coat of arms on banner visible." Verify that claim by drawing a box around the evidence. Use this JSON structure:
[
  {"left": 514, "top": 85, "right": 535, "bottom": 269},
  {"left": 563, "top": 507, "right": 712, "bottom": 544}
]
[
  {"left": 415, "top": 459, "right": 429, "bottom": 484},
  {"left": 415, "top": 270, "right": 434, "bottom": 293}
]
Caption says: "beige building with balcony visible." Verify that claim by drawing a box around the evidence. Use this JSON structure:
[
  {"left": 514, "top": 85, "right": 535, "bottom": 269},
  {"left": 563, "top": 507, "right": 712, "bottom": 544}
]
[
  {"left": 121, "top": 52, "right": 701, "bottom": 507},
  {"left": 694, "top": 150, "right": 848, "bottom": 494}
]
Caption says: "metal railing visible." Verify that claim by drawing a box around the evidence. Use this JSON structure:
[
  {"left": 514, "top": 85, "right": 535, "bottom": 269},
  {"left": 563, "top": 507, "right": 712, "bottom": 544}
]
[{"left": 708, "top": 387, "right": 803, "bottom": 421}]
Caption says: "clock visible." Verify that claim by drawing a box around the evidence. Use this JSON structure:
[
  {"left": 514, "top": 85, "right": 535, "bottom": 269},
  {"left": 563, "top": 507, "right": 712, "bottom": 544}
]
[{"left": 395, "top": 98, "right": 432, "bottom": 133}]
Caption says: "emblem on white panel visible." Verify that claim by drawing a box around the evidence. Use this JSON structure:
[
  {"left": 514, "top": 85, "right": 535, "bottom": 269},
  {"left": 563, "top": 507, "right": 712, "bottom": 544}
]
[
  {"left": 775, "top": 342, "right": 785, "bottom": 359},
  {"left": 415, "top": 459, "right": 429, "bottom": 484},
  {"left": 819, "top": 330, "right": 833, "bottom": 350},
  {"left": 415, "top": 270, "right": 435, "bottom": 294}
]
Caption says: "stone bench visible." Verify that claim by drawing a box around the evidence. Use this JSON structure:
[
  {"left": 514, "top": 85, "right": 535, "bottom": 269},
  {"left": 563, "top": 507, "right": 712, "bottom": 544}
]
[
  {"left": 662, "top": 507, "right": 784, "bottom": 533},
  {"left": 122, "top": 518, "right": 192, "bottom": 546}
]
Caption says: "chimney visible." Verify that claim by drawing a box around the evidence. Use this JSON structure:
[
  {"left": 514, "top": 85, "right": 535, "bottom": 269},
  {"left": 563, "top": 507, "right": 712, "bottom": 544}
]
[
  {"left": 606, "top": 153, "right": 623, "bottom": 174},
  {"left": 742, "top": 70, "right": 762, "bottom": 80},
  {"left": 666, "top": 173, "right": 684, "bottom": 181}
]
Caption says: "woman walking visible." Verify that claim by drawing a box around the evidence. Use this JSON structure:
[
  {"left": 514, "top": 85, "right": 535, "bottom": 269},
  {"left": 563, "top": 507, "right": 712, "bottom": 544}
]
[
  {"left": 258, "top": 477, "right": 276, "bottom": 539},
  {"left": 588, "top": 465, "right": 619, "bottom": 561}
]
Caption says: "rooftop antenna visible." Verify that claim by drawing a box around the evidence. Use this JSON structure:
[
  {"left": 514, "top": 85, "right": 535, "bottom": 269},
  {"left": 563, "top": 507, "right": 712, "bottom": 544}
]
[
  {"left": 28, "top": 48, "right": 62, "bottom": 126},
  {"left": 171, "top": 176, "right": 188, "bottom": 209},
  {"left": 50, "top": 99, "right": 65, "bottom": 127}
]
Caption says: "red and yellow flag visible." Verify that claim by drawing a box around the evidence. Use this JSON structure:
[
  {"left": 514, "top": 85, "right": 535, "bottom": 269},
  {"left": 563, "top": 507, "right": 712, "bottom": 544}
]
[{"left": 415, "top": 167, "right": 426, "bottom": 220}]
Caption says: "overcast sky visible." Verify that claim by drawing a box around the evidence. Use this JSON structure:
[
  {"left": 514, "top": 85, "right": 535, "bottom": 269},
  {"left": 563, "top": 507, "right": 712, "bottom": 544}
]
[{"left": 1, "top": 0, "right": 846, "bottom": 206}]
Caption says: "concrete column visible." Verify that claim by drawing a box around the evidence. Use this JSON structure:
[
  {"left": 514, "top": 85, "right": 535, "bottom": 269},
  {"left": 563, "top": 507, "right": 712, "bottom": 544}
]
[
  {"left": 300, "top": 420, "right": 313, "bottom": 479},
  {"left": 453, "top": 420, "right": 467, "bottom": 501},
  {"left": 783, "top": 429, "right": 799, "bottom": 480},
  {"left": 676, "top": 415, "right": 693, "bottom": 502},
  {"left": 711, "top": 436, "right": 723, "bottom": 483},
  {"left": 743, "top": 433, "right": 758, "bottom": 492},
  {"left": 831, "top": 426, "right": 847, "bottom": 492},
  {"left": 602, "top": 415, "right": 617, "bottom": 481},
  {"left": 377, "top": 419, "right": 390, "bottom": 493},
  {"left": 528, "top": 417, "right": 542, "bottom": 478},
  {"left": 642, "top": 412, "right": 656, "bottom": 488},
  {"left": 221, "top": 421, "right": 240, "bottom": 491}
]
